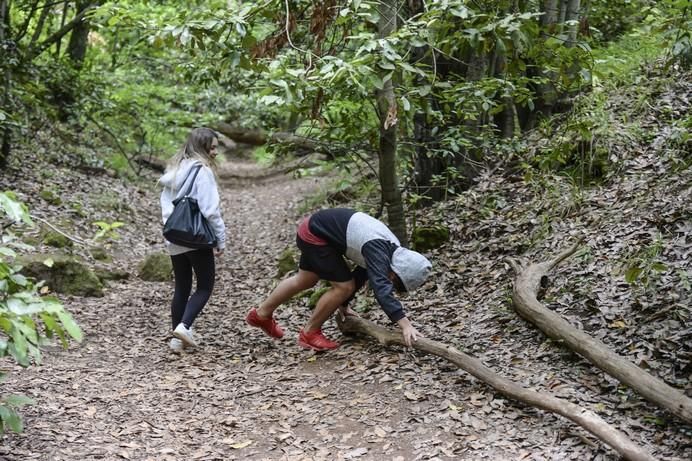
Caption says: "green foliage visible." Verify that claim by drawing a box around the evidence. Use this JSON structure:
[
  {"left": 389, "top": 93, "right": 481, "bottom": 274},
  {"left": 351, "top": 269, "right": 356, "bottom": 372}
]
[
  {"left": 0, "top": 392, "right": 33, "bottom": 434},
  {"left": 588, "top": 1, "right": 656, "bottom": 43},
  {"left": 154, "top": 1, "right": 578, "bottom": 192},
  {"left": 591, "top": 31, "right": 664, "bottom": 86},
  {"left": 656, "top": 0, "right": 692, "bottom": 68},
  {"left": 2, "top": 0, "right": 684, "bottom": 203},
  {"left": 0, "top": 192, "right": 32, "bottom": 226},
  {"left": 532, "top": 24, "right": 674, "bottom": 185},
  {"left": 534, "top": 92, "right": 611, "bottom": 184},
  {"left": 252, "top": 146, "right": 275, "bottom": 166},
  {"left": 0, "top": 192, "right": 82, "bottom": 434},
  {"left": 92, "top": 221, "right": 124, "bottom": 243}
]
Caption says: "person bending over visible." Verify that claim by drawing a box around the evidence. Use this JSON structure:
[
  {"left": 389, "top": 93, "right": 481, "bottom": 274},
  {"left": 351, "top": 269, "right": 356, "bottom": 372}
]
[{"left": 246, "top": 208, "right": 431, "bottom": 351}]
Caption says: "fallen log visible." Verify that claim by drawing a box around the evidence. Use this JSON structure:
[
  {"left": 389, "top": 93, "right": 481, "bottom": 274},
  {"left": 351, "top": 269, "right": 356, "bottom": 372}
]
[
  {"left": 508, "top": 241, "right": 692, "bottom": 424},
  {"left": 215, "top": 122, "right": 319, "bottom": 153},
  {"left": 135, "top": 156, "right": 166, "bottom": 173},
  {"left": 338, "top": 316, "right": 656, "bottom": 461}
]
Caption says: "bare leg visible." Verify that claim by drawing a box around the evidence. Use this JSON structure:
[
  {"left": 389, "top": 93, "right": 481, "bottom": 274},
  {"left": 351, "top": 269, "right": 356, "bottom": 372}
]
[
  {"left": 304, "top": 279, "right": 355, "bottom": 332},
  {"left": 257, "top": 269, "right": 319, "bottom": 318}
]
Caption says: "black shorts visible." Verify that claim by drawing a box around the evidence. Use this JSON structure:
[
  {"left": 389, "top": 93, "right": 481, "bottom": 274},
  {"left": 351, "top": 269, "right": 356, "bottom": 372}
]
[{"left": 296, "top": 235, "right": 352, "bottom": 282}]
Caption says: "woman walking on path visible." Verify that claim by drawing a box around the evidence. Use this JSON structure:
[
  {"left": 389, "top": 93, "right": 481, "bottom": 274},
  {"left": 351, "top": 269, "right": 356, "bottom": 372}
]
[{"left": 159, "top": 127, "right": 226, "bottom": 352}]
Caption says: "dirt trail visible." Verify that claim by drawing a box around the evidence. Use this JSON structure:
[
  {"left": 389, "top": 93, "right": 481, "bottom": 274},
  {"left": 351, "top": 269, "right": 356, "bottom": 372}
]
[{"left": 0, "top": 156, "right": 676, "bottom": 461}]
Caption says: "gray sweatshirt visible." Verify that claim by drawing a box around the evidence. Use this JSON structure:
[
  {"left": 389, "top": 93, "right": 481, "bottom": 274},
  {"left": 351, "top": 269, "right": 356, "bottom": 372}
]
[
  {"left": 309, "top": 208, "right": 431, "bottom": 322},
  {"left": 159, "top": 158, "right": 226, "bottom": 255}
]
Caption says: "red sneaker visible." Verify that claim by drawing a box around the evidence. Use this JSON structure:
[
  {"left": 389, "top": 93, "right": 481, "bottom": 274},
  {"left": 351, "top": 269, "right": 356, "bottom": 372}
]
[
  {"left": 246, "top": 308, "right": 284, "bottom": 339},
  {"left": 297, "top": 329, "right": 340, "bottom": 351}
]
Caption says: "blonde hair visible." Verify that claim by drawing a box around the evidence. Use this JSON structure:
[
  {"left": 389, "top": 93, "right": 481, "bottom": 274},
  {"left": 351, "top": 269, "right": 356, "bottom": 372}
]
[{"left": 166, "top": 127, "right": 219, "bottom": 174}]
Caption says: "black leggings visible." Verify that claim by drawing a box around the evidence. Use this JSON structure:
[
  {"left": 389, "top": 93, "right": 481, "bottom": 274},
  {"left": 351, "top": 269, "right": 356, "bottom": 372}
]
[{"left": 170, "top": 249, "right": 215, "bottom": 330}]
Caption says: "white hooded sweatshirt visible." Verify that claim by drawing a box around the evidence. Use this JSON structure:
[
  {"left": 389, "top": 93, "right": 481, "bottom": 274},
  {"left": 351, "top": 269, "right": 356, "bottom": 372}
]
[{"left": 159, "top": 158, "right": 226, "bottom": 255}]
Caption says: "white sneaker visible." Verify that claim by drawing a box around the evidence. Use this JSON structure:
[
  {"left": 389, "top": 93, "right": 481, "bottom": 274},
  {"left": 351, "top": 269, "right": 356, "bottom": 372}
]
[
  {"left": 169, "top": 338, "right": 184, "bottom": 353},
  {"left": 173, "top": 323, "right": 197, "bottom": 347}
]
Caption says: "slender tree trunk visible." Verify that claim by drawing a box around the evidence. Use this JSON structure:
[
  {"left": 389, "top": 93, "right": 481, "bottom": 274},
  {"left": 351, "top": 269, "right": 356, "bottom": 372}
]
[
  {"left": 456, "top": 49, "right": 487, "bottom": 185},
  {"left": 0, "top": 0, "right": 11, "bottom": 168},
  {"left": 55, "top": 0, "right": 70, "bottom": 57},
  {"left": 558, "top": 0, "right": 568, "bottom": 26},
  {"left": 29, "top": 1, "right": 50, "bottom": 48},
  {"left": 16, "top": 0, "right": 39, "bottom": 41},
  {"left": 494, "top": 39, "right": 516, "bottom": 138},
  {"left": 412, "top": 112, "right": 445, "bottom": 203},
  {"left": 533, "top": 0, "right": 560, "bottom": 125},
  {"left": 565, "top": 0, "right": 581, "bottom": 45},
  {"left": 408, "top": 0, "right": 444, "bottom": 203},
  {"left": 377, "top": 0, "right": 407, "bottom": 244},
  {"left": 542, "top": 0, "right": 559, "bottom": 28},
  {"left": 28, "top": 5, "right": 97, "bottom": 60}
]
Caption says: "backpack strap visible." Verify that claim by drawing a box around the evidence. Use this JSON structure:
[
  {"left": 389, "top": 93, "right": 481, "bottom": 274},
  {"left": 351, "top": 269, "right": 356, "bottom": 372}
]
[{"left": 174, "top": 164, "right": 203, "bottom": 201}]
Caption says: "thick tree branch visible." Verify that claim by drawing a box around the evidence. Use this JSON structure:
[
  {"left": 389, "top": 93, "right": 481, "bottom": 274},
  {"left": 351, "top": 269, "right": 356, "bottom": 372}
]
[
  {"left": 338, "top": 316, "right": 656, "bottom": 461},
  {"left": 509, "top": 240, "right": 692, "bottom": 423}
]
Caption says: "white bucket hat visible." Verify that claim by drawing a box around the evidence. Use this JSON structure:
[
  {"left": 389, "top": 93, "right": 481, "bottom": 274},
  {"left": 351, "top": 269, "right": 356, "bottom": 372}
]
[{"left": 390, "top": 248, "right": 432, "bottom": 292}]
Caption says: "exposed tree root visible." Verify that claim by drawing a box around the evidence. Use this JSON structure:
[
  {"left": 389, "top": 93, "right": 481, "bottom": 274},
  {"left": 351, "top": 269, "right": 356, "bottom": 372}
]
[
  {"left": 338, "top": 316, "right": 656, "bottom": 461},
  {"left": 508, "top": 240, "right": 692, "bottom": 424}
]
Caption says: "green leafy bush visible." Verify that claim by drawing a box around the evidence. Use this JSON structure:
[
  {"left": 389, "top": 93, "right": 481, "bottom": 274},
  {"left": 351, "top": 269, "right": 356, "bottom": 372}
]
[
  {"left": 657, "top": 0, "right": 692, "bottom": 68},
  {"left": 588, "top": 0, "right": 656, "bottom": 43},
  {"left": 0, "top": 192, "right": 83, "bottom": 434}
]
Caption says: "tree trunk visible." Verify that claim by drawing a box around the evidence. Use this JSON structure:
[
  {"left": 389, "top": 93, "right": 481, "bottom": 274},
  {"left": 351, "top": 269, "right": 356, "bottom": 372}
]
[
  {"left": 29, "top": 0, "right": 51, "bottom": 48},
  {"left": 337, "top": 316, "right": 656, "bottom": 461},
  {"left": 55, "top": 1, "right": 70, "bottom": 57},
  {"left": 509, "top": 241, "right": 692, "bottom": 424},
  {"left": 565, "top": 0, "right": 581, "bottom": 45},
  {"left": 500, "top": 95, "right": 517, "bottom": 138},
  {"left": 534, "top": 0, "right": 560, "bottom": 124},
  {"left": 455, "top": 49, "right": 487, "bottom": 186},
  {"left": 558, "top": 0, "right": 568, "bottom": 25},
  {"left": 67, "top": 0, "right": 93, "bottom": 66},
  {"left": 494, "top": 46, "right": 516, "bottom": 138},
  {"left": 0, "top": 0, "right": 10, "bottom": 168},
  {"left": 542, "top": 0, "right": 559, "bottom": 28},
  {"left": 28, "top": 4, "right": 96, "bottom": 60},
  {"left": 408, "top": 1, "right": 444, "bottom": 203},
  {"left": 376, "top": 0, "right": 407, "bottom": 244},
  {"left": 412, "top": 112, "right": 445, "bottom": 203}
]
